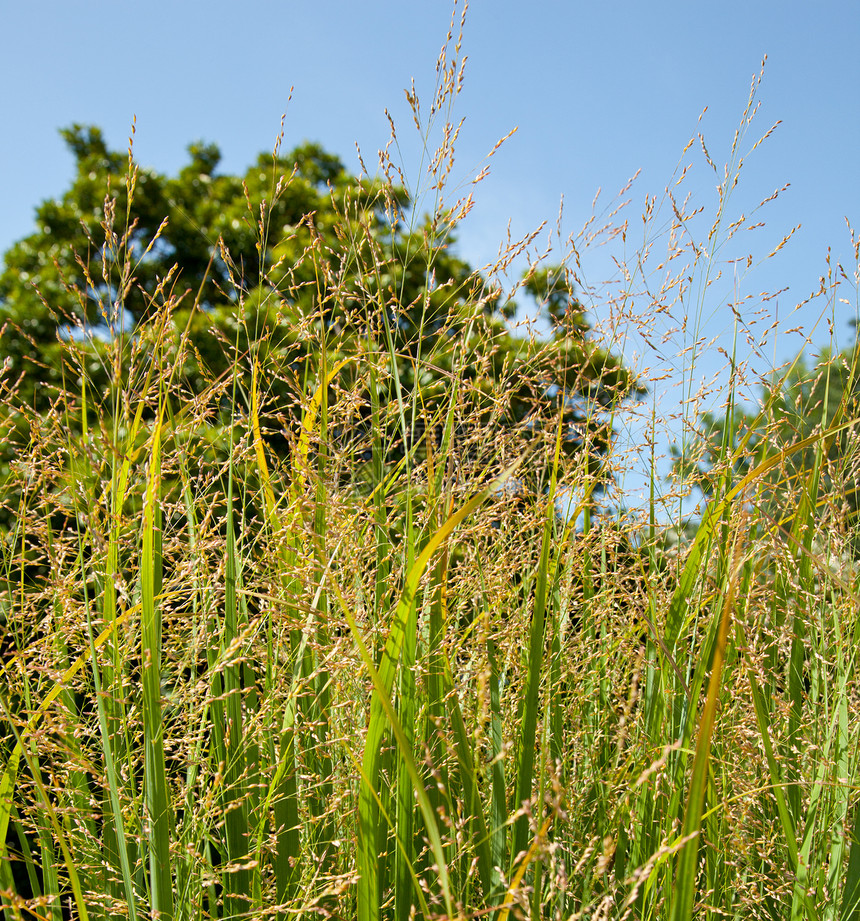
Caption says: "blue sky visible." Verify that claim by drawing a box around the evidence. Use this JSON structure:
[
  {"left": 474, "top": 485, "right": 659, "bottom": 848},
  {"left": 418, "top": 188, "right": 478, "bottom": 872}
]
[{"left": 2, "top": 0, "right": 858, "bottom": 509}]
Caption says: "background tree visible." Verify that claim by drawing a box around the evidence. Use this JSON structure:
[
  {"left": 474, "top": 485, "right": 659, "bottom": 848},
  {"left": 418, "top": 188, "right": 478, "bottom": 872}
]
[
  {"left": 673, "top": 343, "right": 860, "bottom": 556},
  {"left": 0, "top": 125, "right": 641, "bottom": 520}
]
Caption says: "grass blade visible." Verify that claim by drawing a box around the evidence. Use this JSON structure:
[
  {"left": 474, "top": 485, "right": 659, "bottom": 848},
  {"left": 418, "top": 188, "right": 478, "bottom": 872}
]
[
  {"left": 670, "top": 516, "right": 745, "bottom": 921},
  {"left": 354, "top": 457, "right": 526, "bottom": 921},
  {"left": 141, "top": 410, "right": 174, "bottom": 921}
]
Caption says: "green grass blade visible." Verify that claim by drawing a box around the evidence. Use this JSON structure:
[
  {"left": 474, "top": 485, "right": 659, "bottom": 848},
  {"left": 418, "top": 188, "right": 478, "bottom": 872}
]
[
  {"left": 744, "top": 644, "right": 801, "bottom": 871},
  {"left": 439, "top": 639, "right": 494, "bottom": 899},
  {"left": 220, "top": 468, "right": 251, "bottom": 918},
  {"left": 510, "top": 419, "right": 564, "bottom": 878},
  {"left": 671, "top": 520, "right": 744, "bottom": 921},
  {"left": 394, "top": 588, "right": 418, "bottom": 921},
  {"left": 141, "top": 411, "right": 174, "bottom": 921},
  {"left": 823, "top": 611, "right": 852, "bottom": 919},
  {"left": 0, "top": 694, "right": 91, "bottom": 921},
  {"left": 354, "top": 457, "right": 526, "bottom": 921},
  {"left": 0, "top": 744, "right": 21, "bottom": 917},
  {"left": 842, "top": 801, "right": 860, "bottom": 920},
  {"left": 486, "top": 634, "right": 508, "bottom": 896}
]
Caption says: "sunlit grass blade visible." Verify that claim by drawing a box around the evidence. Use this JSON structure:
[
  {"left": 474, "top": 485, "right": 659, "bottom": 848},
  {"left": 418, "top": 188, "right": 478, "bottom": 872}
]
[
  {"left": 670, "top": 518, "right": 744, "bottom": 921},
  {"left": 250, "top": 344, "right": 303, "bottom": 912},
  {"left": 842, "top": 802, "right": 860, "bottom": 920},
  {"left": 496, "top": 814, "right": 554, "bottom": 921},
  {"left": 421, "top": 455, "right": 493, "bottom": 905},
  {"left": 822, "top": 601, "right": 852, "bottom": 919},
  {"left": 218, "top": 462, "right": 251, "bottom": 918},
  {"left": 308, "top": 343, "right": 336, "bottom": 878},
  {"left": 485, "top": 633, "right": 508, "bottom": 898},
  {"left": 0, "top": 695, "right": 91, "bottom": 921},
  {"left": 393, "top": 587, "right": 418, "bottom": 920},
  {"left": 438, "top": 636, "right": 494, "bottom": 900},
  {"left": 0, "top": 743, "right": 21, "bottom": 917},
  {"left": 354, "top": 456, "right": 526, "bottom": 921},
  {"left": 141, "top": 408, "right": 174, "bottom": 921},
  {"left": 510, "top": 417, "right": 564, "bottom": 878}
]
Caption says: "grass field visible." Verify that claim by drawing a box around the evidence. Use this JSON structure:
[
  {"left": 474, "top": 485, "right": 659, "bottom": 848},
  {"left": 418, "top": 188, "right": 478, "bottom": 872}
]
[{"left": 1, "top": 13, "right": 859, "bottom": 920}]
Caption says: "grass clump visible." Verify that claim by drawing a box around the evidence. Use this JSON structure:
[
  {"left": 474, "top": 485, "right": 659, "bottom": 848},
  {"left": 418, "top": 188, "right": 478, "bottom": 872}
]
[{"left": 2, "top": 10, "right": 860, "bottom": 921}]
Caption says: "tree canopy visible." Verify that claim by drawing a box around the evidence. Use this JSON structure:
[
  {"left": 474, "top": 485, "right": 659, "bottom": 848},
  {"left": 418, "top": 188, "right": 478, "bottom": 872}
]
[
  {"left": 0, "top": 125, "right": 641, "bottom": 513},
  {"left": 673, "top": 343, "right": 860, "bottom": 555}
]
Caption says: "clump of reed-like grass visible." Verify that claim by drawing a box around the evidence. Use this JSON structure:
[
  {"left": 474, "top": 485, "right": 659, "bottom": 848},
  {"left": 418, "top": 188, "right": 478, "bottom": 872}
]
[{"left": 1, "top": 7, "right": 860, "bottom": 921}]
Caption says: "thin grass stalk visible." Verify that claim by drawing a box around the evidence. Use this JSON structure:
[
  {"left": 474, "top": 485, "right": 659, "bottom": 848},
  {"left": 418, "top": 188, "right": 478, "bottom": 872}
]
[
  {"left": 420, "top": 369, "right": 465, "bottom": 898},
  {"left": 509, "top": 413, "right": 564, "bottom": 885},
  {"left": 63, "top": 389, "right": 142, "bottom": 918},
  {"left": 484, "top": 631, "right": 508, "bottom": 902},
  {"left": 141, "top": 408, "right": 174, "bottom": 921},
  {"left": 425, "top": 525, "right": 495, "bottom": 905},
  {"left": 221, "top": 458, "right": 251, "bottom": 917},
  {"left": 393, "top": 588, "right": 418, "bottom": 921},
  {"left": 203, "top": 323, "right": 252, "bottom": 919},
  {"left": 309, "top": 332, "right": 337, "bottom": 880},
  {"left": 357, "top": 242, "right": 423, "bottom": 918},
  {"left": 0, "top": 703, "right": 92, "bottom": 921},
  {"left": 249, "top": 360, "right": 303, "bottom": 912},
  {"left": 785, "top": 449, "right": 824, "bottom": 837},
  {"left": 670, "top": 515, "right": 745, "bottom": 921},
  {"left": 743, "top": 627, "right": 803, "bottom": 875},
  {"left": 368, "top": 341, "right": 392, "bottom": 626},
  {"left": 425, "top": 544, "right": 453, "bottom": 896},
  {"left": 419, "top": 414, "right": 453, "bottom": 901},
  {"left": 63, "top": 347, "right": 131, "bottom": 915},
  {"left": 842, "top": 801, "right": 860, "bottom": 920},
  {"left": 629, "top": 409, "right": 664, "bottom": 896},
  {"left": 10, "top": 809, "right": 41, "bottom": 917},
  {"left": 32, "top": 797, "right": 62, "bottom": 921},
  {"left": 0, "top": 510, "right": 34, "bottom": 919},
  {"left": 820, "top": 584, "right": 853, "bottom": 917},
  {"left": 355, "top": 458, "right": 524, "bottom": 920}
]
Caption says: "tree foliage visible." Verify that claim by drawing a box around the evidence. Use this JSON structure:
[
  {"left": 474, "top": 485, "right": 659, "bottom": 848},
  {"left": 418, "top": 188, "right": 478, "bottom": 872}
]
[
  {"left": 673, "top": 343, "right": 860, "bottom": 553},
  {"left": 0, "top": 125, "right": 640, "bottom": 513}
]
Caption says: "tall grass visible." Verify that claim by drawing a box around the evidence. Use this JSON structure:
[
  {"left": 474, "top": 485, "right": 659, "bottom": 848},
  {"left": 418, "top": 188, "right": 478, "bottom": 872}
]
[{"left": 2, "top": 8, "right": 860, "bottom": 920}]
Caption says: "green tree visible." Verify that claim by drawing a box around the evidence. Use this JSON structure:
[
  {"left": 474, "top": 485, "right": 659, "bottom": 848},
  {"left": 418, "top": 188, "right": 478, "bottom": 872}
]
[
  {"left": 0, "top": 124, "right": 640, "bottom": 509},
  {"left": 673, "top": 343, "right": 860, "bottom": 553}
]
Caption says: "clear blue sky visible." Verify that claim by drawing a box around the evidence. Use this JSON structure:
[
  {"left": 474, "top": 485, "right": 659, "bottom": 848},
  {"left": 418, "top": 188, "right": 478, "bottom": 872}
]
[{"left": 2, "top": 0, "right": 858, "bottom": 509}]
